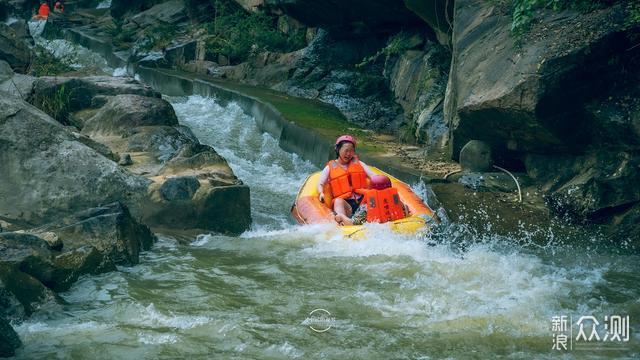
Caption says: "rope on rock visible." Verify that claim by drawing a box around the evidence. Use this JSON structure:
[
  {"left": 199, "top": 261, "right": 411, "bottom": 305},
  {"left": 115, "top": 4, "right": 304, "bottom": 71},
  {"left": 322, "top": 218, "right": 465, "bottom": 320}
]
[{"left": 493, "top": 165, "right": 522, "bottom": 203}]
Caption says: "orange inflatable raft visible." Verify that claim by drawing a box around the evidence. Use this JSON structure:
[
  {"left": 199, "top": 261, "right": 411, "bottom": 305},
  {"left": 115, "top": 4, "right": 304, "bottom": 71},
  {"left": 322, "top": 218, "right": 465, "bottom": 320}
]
[{"left": 291, "top": 166, "right": 437, "bottom": 238}]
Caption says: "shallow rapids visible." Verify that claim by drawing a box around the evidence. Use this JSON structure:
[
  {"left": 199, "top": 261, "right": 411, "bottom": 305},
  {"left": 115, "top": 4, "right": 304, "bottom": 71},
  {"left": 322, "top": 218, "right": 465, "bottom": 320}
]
[{"left": 13, "top": 95, "right": 640, "bottom": 358}]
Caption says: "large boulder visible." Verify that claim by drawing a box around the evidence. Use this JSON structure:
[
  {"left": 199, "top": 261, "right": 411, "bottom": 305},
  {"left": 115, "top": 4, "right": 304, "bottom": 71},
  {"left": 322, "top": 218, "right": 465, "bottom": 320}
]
[
  {"left": 82, "top": 94, "right": 179, "bottom": 135},
  {"left": 0, "top": 95, "right": 151, "bottom": 226},
  {"left": 0, "top": 316, "right": 21, "bottom": 357},
  {"left": 0, "top": 22, "right": 32, "bottom": 73},
  {"left": 386, "top": 38, "right": 449, "bottom": 147},
  {"left": 123, "top": 0, "right": 188, "bottom": 31},
  {"left": 0, "top": 202, "right": 154, "bottom": 318},
  {"left": 77, "top": 93, "right": 252, "bottom": 234},
  {"left": 445, "top": 1, "right": 633, "bottom": 157},
  {"left": 30, "top": 76, "right": 159, "bottom": 123},
  {"left": 526, "top": 151, "right": 640, "bottom": 220}
]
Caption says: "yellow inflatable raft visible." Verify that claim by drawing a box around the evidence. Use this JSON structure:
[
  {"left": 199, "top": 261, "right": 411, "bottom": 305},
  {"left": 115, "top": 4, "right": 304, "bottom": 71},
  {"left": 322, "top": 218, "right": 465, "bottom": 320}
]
[{"left": 291, "top": 167, "right": 436, "bottom": 238}]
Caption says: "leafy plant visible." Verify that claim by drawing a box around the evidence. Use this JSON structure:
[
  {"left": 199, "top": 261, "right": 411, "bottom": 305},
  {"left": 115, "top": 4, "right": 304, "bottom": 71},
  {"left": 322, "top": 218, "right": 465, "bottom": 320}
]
[
  {"left": 204, "top": 0, "right": 306, "bottom": 64},
  {"left": 357, "top": 31, "right": 417, "bottom": 69},
  {"left": 351, "top": 74, "right": 388, "bottom": 97},
  {"left": 28, "top": 46, "right": 73, "bottom": 77},
  {"left": 35, "top": 84, "right": 73, "bottom": 125},
  {"left": 109, "top": 19, "right": 137, "bottom": 49},
  {"left": 626, "top": 0, "right": 640, "bottom": 28},
  {"left": 510, "top": 0, "right": 610, "bottom": 37}
]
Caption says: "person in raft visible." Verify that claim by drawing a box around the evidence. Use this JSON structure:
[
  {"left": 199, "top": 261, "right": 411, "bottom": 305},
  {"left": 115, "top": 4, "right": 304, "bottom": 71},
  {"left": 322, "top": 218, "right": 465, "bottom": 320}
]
[
  {"left": 317, "top": 135, "right": 377, "bottom": 226},
  {"left": 350, "top": 174, "right": 409, "bottom": 226}
]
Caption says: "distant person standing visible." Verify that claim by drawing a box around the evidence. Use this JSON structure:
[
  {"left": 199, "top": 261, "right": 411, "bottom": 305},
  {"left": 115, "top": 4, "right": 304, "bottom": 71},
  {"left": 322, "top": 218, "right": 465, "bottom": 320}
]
[
  {"left": 34, "top": 1, "right": 50, "bottom": 20},
  {"left": 53, "top": 1, "right": 64, "bottom": 13}
]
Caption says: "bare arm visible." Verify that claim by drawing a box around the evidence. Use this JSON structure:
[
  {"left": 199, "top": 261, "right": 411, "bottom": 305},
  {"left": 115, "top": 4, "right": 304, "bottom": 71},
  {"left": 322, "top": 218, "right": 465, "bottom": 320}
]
[
  {"left": 317, "top": 166, "right": 330, "bottom": 195},
  {"left": 359, "top": 161, "right": 377, "bottom": 179}
]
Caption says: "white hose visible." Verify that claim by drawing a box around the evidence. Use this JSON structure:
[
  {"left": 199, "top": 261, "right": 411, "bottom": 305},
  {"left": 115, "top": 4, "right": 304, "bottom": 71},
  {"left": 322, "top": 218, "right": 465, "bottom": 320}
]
[
  {"left": 492, "top": 165, "right": 522, "bottom": 203},
  {"left": 443, "top": 169, "right": 462, "bottom": 181}
]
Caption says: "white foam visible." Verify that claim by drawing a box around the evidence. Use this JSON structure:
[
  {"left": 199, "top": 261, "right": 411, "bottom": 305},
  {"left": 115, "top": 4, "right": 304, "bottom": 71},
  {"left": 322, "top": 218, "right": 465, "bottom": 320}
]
[
  {"left": 134, "top": 303, "right": 210, "bottom": 330},
  {"left": 137, "top": 332, "right": 179, "bottom": 345},
  {"left": 168, "top": 95, "right": 317, "bottom": 231},
  {"left": 96, "top": 0, "right": 112, "bottom": 9},
  {"left": 112, "top": 66, "right": 127, "bottom": 77}
]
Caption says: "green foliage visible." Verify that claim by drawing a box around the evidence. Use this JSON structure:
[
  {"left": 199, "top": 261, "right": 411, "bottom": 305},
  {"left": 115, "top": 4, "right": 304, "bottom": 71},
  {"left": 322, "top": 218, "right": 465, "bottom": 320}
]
[
  {"left": 351, "top": 74, "right": 388, "bottom": 97},
  {"left": 357, "top": 31, "right": 417, "bottom": 69},
  {"left": 204, "top": 0, "right": 306, "bottom": 64},
  {"left": 109, "top": 19, "right": 137, "bottom": 50},
  {"left": 28, "top": 46, "right": 73, "bottom": 77},
  {"left": 148, "top": 23, "right": 179, "bottom": 50},
  {"left": 36, "top": 84, "right": 73, "bottom": 125},
  {"left": 626, "top": 0, "right": 640, "bottom": 28},
  {"left": 398, "top": 120, "right": 418, "bottom": 145},
  {"left": 510, "top": 0, "right": 610, "bottom": 37}
]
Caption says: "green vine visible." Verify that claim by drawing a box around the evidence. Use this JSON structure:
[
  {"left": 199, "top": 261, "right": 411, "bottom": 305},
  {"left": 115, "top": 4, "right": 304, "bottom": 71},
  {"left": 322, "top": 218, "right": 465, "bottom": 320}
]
[{"left": 357, "top": 31, "right": 417, "bottom": 69}]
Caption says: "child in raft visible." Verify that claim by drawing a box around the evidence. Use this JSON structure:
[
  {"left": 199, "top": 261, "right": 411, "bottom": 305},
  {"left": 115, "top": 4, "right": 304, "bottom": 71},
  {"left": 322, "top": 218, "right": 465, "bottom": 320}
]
[{"left": 349, "top": 174, "right": 410, "bottom": 226}]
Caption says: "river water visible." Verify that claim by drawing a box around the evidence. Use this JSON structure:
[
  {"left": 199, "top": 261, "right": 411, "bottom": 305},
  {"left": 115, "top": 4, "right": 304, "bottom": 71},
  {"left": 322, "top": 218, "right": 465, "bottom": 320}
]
[{"left": 12, "top": 31, "right": 640, "bottom": 358}]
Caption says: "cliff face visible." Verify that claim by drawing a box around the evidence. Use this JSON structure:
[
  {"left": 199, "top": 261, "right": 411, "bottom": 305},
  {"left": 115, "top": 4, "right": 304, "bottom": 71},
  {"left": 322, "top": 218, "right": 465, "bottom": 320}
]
[{"left": 444, "top": 0, "right": 639, "bottom": 238}]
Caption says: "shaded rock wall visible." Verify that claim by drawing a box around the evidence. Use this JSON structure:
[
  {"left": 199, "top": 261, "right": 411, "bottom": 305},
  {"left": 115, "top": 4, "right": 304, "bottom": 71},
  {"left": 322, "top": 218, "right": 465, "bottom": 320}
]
[{"left": 444, "top": 0, "right": 640, "bottom": 237}]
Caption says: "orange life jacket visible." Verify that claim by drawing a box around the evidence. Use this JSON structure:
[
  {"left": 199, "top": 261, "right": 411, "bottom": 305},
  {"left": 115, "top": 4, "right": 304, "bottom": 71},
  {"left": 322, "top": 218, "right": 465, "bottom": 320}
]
[
  {"left": 363, "top": 188, "right": 405, "bottom": 223},
  {"left": 326, "top": 157, "right": 368, "bottom": 200},
  {"left": 38, "top": 3, "right": 50, "bottom": 17}
]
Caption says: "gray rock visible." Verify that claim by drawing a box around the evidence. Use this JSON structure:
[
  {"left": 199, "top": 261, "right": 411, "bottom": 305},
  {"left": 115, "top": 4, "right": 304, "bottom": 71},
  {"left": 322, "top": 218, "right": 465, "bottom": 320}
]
[
  {"left": 445, "top": 1, "right": 630, "bottom": 156},
  {"left": 0, "top": 95, "right": 151, "bottom": 226},
  {"left": 118, "top": 153, "right": 133, "bottom": 166},
  {"left": 0, "top": 259, "right": 57, "bottom": 316},
  {"left": 37, "top": 232, "right": 63, "bottom": 251},
  {"left": 526, "top": 151, "right": 640, "bottom": 220},
  {"left": 0, "top": 316, "right": 21, "bottom": 357},
  {"left": 0, "top": 60, "right": 12, "bottom": 82},
  {"left": 145, "top": 184, "right": 251, "bottom": 234},
  {"left": 35, "top": 202, "right": 156, "bottom": 267},
  {"left": 0, "top": 22, "right": 32, "bottom": 73},
  {"left": 457, "top": 171, "right": 520, "bottom": 193},
  {"left": 0, "top": 280, "right": 25, "bottom": 320},
  {"left": 125, "top": 0, "right": 187, "bottom": 30},
  {"left": 30, "top": 76, "right": 159, "bottom": 119},
  {"left": 160, "top": 176, "right": 201, "bottom": 201},
  {"left": 459, "top": 140, "right": 493, "bottom": 172},
  {"left": 82, "top": 94, "right": 179, "bottom": 135},
  {"left": 0, "top": 73, "right": 36, "bottom": 100},
  {"left": 124, "top": 126, "right": 193, "bottom": 162}
]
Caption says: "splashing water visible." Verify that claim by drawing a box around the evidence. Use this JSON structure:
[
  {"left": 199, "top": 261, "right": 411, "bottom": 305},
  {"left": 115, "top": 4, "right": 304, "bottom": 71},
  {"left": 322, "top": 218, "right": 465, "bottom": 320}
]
[{"left": 12, "top": 69, "right": 640, "bottom": 358}]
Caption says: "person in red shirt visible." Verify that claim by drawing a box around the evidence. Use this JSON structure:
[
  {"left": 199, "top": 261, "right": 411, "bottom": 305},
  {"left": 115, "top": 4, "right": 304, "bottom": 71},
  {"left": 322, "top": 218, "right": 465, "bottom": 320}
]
[{"left": 37, "top": 1, "right": 50, "bottom": 18}]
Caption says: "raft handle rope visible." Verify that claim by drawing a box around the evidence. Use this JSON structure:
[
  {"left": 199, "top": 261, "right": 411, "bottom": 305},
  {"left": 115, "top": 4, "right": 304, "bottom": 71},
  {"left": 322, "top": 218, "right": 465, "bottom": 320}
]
[{"left": 443, "top": 167, "right": 522, "bottom": 203}]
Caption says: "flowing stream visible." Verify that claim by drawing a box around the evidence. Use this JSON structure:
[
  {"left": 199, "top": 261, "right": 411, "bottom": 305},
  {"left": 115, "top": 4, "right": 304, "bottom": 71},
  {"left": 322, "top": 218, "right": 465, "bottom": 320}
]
[{"left": 12, "top": 31, "right": 640, "bottom": 358}]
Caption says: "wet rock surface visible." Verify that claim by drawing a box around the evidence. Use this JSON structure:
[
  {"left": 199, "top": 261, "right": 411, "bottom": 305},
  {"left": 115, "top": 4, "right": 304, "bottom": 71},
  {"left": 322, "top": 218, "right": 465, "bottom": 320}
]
[
  {"left": 0, "top": 22, "right": 32, "bottom": 73},
  {"left": 0, "top": 315, "right": 21, "bottom": 357}
]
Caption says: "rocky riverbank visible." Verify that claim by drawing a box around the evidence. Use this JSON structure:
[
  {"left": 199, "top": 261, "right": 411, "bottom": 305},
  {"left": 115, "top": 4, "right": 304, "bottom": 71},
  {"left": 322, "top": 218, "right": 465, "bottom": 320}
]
[{"left": 0, "top": 9, "right": 251, "bottom": 355}]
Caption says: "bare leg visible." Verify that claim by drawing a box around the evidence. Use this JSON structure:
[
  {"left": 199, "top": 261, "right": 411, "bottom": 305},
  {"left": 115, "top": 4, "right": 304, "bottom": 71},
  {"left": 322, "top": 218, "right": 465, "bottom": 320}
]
[{"left": 333, "top": 198, "right": 354, "bottom": 226}]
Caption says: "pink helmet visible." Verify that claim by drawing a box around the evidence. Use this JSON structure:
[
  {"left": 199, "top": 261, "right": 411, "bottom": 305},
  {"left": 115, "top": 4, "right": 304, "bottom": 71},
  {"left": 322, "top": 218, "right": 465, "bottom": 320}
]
[
  {"left": 335, "top": 135, "right": 356, "bottom": 147},
  {"left": 370, "top": 175, "right": 392, "bottom": 190}
]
